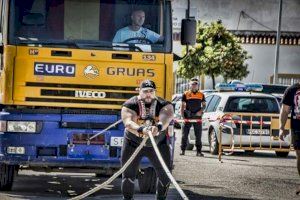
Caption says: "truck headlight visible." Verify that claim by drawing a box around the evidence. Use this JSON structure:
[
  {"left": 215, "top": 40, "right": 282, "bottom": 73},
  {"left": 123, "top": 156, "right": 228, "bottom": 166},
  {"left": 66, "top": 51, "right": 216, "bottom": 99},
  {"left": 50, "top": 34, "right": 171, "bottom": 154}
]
[{"left": 7, "top": 121, "right": 37, "bottom": 133}]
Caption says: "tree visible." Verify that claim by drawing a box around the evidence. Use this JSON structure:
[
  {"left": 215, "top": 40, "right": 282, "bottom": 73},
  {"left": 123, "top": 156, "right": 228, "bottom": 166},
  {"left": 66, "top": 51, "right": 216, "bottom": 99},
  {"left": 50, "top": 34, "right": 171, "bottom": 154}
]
[{"left": 177, "top": 20, "right": 251, "bottom": 88}]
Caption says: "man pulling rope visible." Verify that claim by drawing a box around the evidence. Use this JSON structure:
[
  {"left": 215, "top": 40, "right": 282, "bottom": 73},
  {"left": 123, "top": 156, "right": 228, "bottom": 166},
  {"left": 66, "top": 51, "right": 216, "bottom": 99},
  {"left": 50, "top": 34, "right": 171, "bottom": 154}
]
[{"left": 121, "top": 79, "right": 174, "bottom": 200}]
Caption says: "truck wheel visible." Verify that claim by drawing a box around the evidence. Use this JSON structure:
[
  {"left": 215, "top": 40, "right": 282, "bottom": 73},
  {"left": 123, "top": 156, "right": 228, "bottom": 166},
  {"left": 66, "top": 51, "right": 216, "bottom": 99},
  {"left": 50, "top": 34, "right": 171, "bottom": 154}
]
[
  {"left": 138, "top": 167, "right": 156, "bottom": 194},
  {"left": 275, "top": 151, "right": 289, "bottom": 157},
  {"left": 209, "top": 129, "right": 219, "bottom": 155},
  {"left": 186, "top": 139, "right": 194, "bottom": 150},
  {"left": 0, "top": 164, "right": 16, "bottom": 191}
]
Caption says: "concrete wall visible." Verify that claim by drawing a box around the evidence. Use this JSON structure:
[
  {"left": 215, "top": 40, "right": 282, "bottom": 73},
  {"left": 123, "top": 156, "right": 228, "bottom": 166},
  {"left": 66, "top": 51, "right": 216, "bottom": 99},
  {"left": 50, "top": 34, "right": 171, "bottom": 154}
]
[
  {"left": 172, "top": 0, "right": 300, "bottom": 88},
  {"left": 243, "top": 45, "right": 300, "bottom": 83}
]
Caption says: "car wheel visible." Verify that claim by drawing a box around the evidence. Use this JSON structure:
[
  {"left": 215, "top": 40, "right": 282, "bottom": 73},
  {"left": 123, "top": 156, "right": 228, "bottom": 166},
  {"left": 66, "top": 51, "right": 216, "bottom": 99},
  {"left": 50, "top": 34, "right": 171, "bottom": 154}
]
[
  {"left": 138, "top": 168, "right": 156, "bottom": 194},
  {"left": 186, "top": 138, "right": 194, "bottom": 150},
  {"left": 275, "top": 151, "right": 289, "bottom": 157},
  {"left": 0, "top": 164, "right": 17, "bottom": 191},
  {"left": 209, "top": 129, "right": 219, "bottom": 155}
]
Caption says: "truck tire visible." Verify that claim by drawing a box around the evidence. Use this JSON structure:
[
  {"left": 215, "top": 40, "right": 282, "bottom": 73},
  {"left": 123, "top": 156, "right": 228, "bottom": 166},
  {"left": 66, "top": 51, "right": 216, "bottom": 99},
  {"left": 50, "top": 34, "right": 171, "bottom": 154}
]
[
  {"left": 209, "top": 129, "right": 219, "bottom": 155},
  {"left": 186, "top": 139, "right": 194, "bottom": 150},
  {"left": 0, "top": 164, "right": 16, "bottom": 191},
  {"left": 275, "top": 151, "right": 289, "bottom": 157},
  {"left": 138, "top": 167, "right": 156, "bottom": 194}
]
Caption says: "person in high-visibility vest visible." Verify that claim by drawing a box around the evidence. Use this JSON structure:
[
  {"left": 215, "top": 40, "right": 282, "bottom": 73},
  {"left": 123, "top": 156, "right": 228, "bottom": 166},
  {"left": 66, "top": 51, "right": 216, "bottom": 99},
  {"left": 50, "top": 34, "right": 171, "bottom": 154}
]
[
  {"left": 280, "top": 82, "right": 300, "bottom": 195},
  {"left": 180, "top": 78, "right": 206, "bottom": 156},
  {"left": 121, "top": 80, "right": 174, "bottom": 200}
]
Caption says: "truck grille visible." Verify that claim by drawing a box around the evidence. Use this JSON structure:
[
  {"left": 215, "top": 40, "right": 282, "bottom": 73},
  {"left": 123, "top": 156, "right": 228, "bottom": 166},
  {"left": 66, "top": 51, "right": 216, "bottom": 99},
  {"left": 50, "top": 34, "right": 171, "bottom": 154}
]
[
  {"left": 25, "top": 97, "right": 125, "bottom": 105},
  {"left": 26, "top": 82, "right": 136, "bottom": 91},
  {"left": 40, "top": 89, "right": 134, "bottom": 99},
  {"left": 25, "top": 82, "right": 137, "bottom": 106}
]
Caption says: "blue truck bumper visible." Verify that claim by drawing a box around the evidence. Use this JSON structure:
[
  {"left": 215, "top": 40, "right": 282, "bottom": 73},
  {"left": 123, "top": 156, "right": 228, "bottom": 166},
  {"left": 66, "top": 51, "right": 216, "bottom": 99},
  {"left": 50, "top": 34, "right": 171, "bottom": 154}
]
[{"left": 0, "top": 110, "right": 151, "bottom": 169}]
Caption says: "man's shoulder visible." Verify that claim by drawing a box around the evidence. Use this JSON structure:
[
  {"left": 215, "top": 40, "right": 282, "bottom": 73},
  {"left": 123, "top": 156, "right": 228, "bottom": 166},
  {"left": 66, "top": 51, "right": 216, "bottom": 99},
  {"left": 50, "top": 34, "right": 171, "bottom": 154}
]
[
  {"left": 123, "top": 96, "right": 138, "bottom": 106},
  {"left": 183, "top": 90, "right": 190, "bottom": 95},
  {"left": 286, "top": 83, "right": 300, "bottom": 93},
  {"left": 183, "top": 90, "right": 203, "bottom": 95},
  {"left": 156, "top": 97, "right": 171, "bottom": 106},
  {"left": 115, "top": 26, "right": 131, "bottom": 35},
  {"left": 292, "top": 83, "right": 300, "bottom": 89}
]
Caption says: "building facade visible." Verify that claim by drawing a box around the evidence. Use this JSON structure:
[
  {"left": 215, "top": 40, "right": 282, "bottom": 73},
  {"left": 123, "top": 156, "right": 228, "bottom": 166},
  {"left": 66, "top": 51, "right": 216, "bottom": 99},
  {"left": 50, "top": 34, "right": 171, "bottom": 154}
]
[{"left": 172, "top": 0, "right": 300, "bottom": 91}]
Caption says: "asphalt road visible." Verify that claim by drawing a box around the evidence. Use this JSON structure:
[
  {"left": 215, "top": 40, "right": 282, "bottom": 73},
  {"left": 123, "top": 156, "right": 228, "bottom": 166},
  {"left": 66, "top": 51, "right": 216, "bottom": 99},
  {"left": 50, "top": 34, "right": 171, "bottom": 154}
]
[{"left": 0, "top": 130, "right": 299, "bottom": 200}]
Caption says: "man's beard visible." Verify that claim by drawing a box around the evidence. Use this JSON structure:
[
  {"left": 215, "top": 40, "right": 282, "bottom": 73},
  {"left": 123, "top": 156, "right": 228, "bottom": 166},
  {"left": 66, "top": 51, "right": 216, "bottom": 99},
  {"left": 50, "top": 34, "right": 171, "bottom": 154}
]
[
  {"left": 144, "top": 97, "right": 154, "bottom": 104},
  {"left": 139, "top": 92, "right": 156, "bottom": 103}
]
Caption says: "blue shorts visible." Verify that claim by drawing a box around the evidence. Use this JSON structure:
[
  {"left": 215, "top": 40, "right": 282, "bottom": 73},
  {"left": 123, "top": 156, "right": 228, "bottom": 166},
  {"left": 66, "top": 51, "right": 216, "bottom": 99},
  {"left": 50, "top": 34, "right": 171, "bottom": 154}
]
[{"left": 292, "top": 130, "right": 300, "bottom": 150}]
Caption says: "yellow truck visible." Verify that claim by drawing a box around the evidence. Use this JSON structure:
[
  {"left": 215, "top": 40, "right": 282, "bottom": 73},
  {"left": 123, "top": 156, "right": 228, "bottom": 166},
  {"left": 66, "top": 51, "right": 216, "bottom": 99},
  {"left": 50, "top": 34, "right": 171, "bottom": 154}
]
[{"left": 0, "top": 0, "right": 196, "bottom": 192}]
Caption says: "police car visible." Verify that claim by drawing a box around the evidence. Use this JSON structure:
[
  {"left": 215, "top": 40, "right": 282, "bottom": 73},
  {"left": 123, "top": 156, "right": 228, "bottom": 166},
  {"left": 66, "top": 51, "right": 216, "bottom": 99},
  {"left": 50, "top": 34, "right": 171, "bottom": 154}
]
[{"left": 196, "top": 83, "right": 291, "bottom": 157}]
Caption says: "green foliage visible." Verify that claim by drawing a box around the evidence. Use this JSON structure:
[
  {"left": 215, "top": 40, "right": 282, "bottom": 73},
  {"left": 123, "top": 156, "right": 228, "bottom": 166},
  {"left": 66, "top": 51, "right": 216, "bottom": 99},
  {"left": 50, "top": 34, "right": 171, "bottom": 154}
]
[{"left": 177, "top": 20, "right": 251, "bottom": 86}]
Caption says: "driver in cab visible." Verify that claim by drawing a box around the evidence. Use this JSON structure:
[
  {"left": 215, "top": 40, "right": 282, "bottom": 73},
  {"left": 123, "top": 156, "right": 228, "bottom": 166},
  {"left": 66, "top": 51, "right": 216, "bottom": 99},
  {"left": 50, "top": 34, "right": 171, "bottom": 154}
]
[{"left": 113, "top": 9, "right": 163, "bottom": 44}]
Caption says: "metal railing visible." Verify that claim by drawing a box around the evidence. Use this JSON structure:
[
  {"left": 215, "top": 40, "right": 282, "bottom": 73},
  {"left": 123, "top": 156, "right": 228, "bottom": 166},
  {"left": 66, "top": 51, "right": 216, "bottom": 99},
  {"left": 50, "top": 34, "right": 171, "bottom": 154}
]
[
  {"left": 270, "top": 73, "right": 300, "bottom": 85},
  {"left": 218, "top": 113, "right": 292, "bottom": 162}
]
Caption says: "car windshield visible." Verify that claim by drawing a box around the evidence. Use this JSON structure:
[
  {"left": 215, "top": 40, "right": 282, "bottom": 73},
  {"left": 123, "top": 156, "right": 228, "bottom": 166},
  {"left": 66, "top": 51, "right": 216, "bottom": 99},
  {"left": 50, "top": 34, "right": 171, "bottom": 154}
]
[
  {"left": 9, "top": 0, "right": 171, "bottom": 53},
  {"left": 225, "top": 97, "right": 279, "bottom": 113}
]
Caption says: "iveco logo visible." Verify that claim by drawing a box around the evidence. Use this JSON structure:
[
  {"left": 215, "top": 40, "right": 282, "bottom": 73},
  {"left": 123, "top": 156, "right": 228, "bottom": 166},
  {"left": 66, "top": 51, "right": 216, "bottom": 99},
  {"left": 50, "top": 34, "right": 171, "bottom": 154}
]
[
  {"left": 34, "top": 62, "right": 75, "bottom": 77},
  {"left": 75, "top": 91, "right": 106, "bottom": 99},
  {"left": 84, "top": 65, "right": 99, "bottom": 79}
]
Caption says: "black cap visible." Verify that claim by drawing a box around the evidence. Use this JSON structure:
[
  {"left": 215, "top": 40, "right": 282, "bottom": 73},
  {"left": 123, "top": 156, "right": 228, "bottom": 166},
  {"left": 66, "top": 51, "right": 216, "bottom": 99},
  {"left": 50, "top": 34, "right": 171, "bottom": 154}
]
[{"left": 140, "top": 80, "right": 156, "bottom": 90}]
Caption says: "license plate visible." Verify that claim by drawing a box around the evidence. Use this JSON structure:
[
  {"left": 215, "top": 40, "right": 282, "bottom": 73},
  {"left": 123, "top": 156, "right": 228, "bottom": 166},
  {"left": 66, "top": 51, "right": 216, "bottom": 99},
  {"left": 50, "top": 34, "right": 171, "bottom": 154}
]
[
  {"left": 246, "top": 129, "right": 270, "bottom": 135},
  {"left": 110, "top": 137, "right": 124, "bottom": 147}
]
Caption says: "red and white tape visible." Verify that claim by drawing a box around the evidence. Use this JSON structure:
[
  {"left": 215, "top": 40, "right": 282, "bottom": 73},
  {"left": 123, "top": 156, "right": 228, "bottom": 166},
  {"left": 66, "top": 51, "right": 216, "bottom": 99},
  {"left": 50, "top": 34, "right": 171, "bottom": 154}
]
[
  {"left": 223, "top": 120, "right": 271, "bottom": 125},
  {"left": 174, "top": 119, "right": 202, "bottom": 123}
]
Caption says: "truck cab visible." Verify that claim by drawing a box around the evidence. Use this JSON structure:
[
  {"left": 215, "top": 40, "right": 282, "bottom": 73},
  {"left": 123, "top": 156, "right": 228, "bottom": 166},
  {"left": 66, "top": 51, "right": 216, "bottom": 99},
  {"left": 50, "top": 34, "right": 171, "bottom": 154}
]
[{"left": 0, "top": 0, "right": 179, "bottom": 193}]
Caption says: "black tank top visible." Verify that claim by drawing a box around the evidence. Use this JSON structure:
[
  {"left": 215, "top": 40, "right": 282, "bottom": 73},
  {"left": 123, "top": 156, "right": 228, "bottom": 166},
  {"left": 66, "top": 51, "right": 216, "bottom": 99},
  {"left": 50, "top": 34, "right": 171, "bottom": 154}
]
[{"left": 122, "top": 96, "right": 171, "bottom": 146}]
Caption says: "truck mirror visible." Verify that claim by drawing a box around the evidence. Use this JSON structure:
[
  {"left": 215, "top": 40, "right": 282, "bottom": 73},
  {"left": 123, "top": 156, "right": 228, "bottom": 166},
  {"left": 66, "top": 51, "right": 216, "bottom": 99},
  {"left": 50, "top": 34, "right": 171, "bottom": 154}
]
[{"left": 181, "top": 18, "right": 196, "bottom": 45}]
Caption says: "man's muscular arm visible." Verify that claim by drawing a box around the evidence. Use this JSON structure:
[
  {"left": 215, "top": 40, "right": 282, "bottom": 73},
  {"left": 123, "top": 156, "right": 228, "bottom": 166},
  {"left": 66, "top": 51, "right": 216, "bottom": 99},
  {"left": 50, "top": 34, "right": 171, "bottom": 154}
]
[
  {"left": 121, "top": 106, "right": 140, "bottom": 137},
  {"left": 158, "top": 104, "right": 174, "bottom": 131},
  {"left": 279, "top": 104, "right": 291, "bottom": 141}
]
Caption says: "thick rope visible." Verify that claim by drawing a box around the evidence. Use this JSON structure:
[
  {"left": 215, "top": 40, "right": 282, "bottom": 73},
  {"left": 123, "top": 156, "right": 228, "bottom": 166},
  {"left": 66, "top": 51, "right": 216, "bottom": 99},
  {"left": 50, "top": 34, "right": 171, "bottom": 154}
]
[
  {"left": 148, "top": 131, "right": 189, "bottom": 200},
  {"left": 70, "top": 136, "right": 148, "bottom": 200},
  {"left": 88, "top": 119, "right": 123, "bottom": 141}
]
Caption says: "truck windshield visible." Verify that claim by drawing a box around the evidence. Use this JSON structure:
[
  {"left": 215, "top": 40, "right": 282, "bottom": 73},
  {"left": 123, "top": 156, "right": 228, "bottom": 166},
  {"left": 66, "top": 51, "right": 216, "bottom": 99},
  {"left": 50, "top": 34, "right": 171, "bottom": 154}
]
[{"left": 9, "top": 0, "right": 171, "bottom": 53}]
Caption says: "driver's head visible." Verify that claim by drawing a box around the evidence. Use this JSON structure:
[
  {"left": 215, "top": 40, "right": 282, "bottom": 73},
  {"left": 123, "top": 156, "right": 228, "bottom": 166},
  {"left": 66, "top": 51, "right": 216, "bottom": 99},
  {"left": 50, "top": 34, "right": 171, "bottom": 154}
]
[
  {"left": 131, "top": 10, "right": 145, "bottom": 27},
  {"left": 139, "top": 80, "right": 157, "bottom": 103}
]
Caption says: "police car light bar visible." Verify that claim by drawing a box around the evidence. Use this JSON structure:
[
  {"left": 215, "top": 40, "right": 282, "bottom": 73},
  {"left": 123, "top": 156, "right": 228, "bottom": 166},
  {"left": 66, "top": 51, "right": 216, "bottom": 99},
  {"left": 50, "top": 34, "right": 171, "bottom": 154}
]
[
  {"left": 216, "top": 83, "right": 263, "bottom": 92},
  {"left": 244, "top": 83, "right": 264, "bottom": 92}
]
